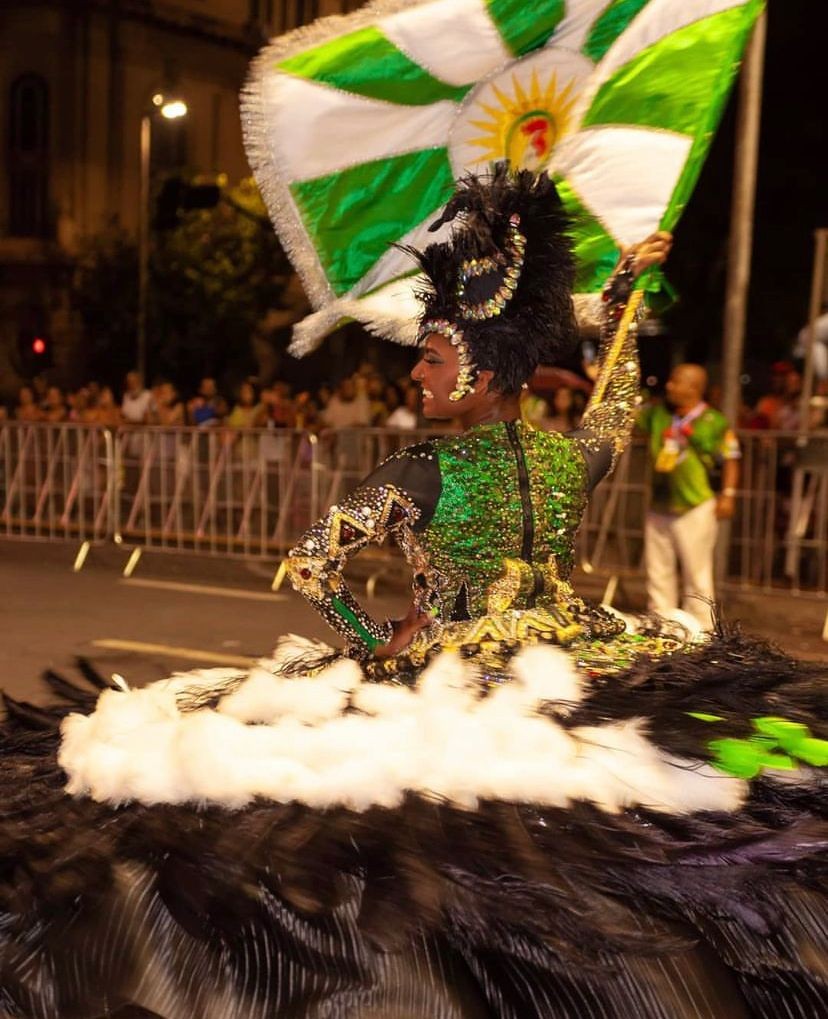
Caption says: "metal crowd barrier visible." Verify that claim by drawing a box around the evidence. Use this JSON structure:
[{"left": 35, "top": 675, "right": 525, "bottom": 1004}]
[
  {"left": 114, "top": 425, "right": 318, "bottom": 559},
  {"left": 0, "top": 422, "right": 115, "bottom": 548},
  {"left": 0, "top": 421, "right": 825, "bottom": 597}
]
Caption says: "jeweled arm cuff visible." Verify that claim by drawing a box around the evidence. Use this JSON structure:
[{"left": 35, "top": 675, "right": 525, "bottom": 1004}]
[
  {"left": 287, "top": 556, "right": 393, "bottom": 656},
  {"left": 286, "top": 484, "right": 418, "bottom": 657},
  {"left": 580, "top": 257, "right": 643, "bottom": 471}
]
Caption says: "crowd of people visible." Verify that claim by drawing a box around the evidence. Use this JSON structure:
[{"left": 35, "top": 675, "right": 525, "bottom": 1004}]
[
  {"left": 4, "top": 359, "right": 827, "bottom": 435},
  {"left": 725, "top": 360, "right": 828, "bottom": 431},
  {"left": 5, "top": 369, "right": 431, "bottom": 434}
]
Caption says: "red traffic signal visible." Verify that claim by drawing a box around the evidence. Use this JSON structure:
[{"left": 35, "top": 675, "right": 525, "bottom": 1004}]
[{"left": 15, "top": 327, "right": 53, "bottom": 375}]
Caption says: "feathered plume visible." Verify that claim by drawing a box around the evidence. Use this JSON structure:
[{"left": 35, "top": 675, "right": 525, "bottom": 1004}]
[{"left": 406, "top": 165, "right": 577, "bottom": 394}]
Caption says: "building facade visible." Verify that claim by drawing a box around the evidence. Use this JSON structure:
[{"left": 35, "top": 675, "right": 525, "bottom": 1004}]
[{"left": 0, "top": 0, "right": 360, "bottom": 395}]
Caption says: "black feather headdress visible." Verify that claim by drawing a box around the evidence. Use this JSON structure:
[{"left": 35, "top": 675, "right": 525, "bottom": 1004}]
[{"left": 408, "top": 165, "right": 577, "bottom": 395}]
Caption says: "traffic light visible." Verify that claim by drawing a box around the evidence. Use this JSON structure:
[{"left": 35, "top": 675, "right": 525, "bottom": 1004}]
[
  {"left": 15, "top": 327, "right": 53, "bottom": 376},
  {"left": 154, "top": 177, "right": 222, "bottom": 230}
]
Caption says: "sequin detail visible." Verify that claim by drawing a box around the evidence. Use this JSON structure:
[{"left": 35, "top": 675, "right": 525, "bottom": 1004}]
[
  {"left": 287, "top": 485, "right": 417, "bottom": 656},
  {"left": 580, "top": 259, "right": 644, "bottom": 470},
  {"left": 421, "top": 422, "right": 588, "bottom": 619},
  {"left": 288, "top": 423, "right": 590, "bottom": 655}
]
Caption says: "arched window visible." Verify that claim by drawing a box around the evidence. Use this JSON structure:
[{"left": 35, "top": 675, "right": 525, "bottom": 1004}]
[{"left": 8, "top": 74, "right": 50, "bottom": 238}]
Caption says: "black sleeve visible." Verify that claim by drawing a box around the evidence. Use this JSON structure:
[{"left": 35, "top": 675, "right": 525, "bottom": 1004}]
[
  {"left": 285, "top": 443, "right": 441, "bottom": 656},
  {"left": 566, "top": 429, "right": 614, "bottom": 491}
]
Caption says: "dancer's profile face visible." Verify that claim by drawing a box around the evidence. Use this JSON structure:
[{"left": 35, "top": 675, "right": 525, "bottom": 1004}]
[{"left": 411, "top": 333, "right": 476, "bottom": 419}]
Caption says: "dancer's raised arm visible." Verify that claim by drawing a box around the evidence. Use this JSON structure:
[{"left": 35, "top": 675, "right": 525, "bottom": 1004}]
[{"left": 578, "top": 231, "right": 672, "bottom": 475}]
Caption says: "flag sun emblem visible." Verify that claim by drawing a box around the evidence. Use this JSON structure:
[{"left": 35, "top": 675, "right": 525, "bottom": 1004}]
[{"left": 450, "top": 49, "right": 593, "bottom": 176}]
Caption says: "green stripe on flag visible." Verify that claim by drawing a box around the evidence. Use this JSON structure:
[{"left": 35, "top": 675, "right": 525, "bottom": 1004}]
[
  {"left": 661, "top": 0, "right": 763, "bottom": 230},
  {"left": 291, "top": 150, "right": 456, "bottom": 297},
  {"left": 582, "top": 6, "right": 755, "bottom": 135},
  {"left": 583, "top": 0, "right": 653, "bottom": 63},
  {"left": 278, "top": 26, "right": 469, "bottom": 106},
  {"left": 554, "top": 177, "right": 620, "bottom": 293},
  {"left": 486, "top": 0, "right": 565, "bottom": 57}
]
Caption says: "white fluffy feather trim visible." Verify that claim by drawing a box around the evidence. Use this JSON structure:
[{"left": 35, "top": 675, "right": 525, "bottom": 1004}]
[{"left": 59, "top": 642, "right": 745, "bottom": 815}]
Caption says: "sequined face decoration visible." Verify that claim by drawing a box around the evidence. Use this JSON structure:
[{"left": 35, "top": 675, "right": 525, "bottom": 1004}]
[
  {"left": 416, "top": 319, "right": 477, "bottom": 405},
  {"left": 412, "top": 331, "right": 476, "bottom": 418}
]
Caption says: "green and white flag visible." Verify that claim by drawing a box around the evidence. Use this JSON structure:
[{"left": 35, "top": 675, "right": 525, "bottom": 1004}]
[{"left": 243, "top": 0, "right": 763, "bottom": 354}]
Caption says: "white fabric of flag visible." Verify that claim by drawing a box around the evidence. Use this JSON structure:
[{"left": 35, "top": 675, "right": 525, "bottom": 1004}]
[{"left": 242, "top": 0, "right": 763, "bottom": 354}]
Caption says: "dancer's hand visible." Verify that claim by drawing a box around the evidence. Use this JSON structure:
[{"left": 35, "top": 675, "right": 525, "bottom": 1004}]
[
  {"left": 373, "top": 602, "right": 431, "bottom": 658},
  {"left": 624, "top": 231, "right": 673, "bottom": 276}
]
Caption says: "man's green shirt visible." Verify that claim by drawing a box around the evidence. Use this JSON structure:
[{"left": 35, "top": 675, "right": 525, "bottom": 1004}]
[{"left": 637, "top": 403, "right": 739, "bottom": 514}]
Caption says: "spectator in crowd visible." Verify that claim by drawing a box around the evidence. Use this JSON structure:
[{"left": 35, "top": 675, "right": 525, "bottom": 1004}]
[
  {"left": 14, "top": 386, "right": 43, "bottom": 422},
  {"left": 293, "top": 390, "right": 319, "bottom": 431},
  {"left": 68, "top": 388, "right": 92, "bottom": 423},
  {"left": 752, "top": 361, "right": 794, "bottom": 428},
  {"left": 227, "top": 381, "right": 267, "bottom": 430},
  {"left": 150, "top": 380, "right": 185, "bottom": 426},
  {"left": 90, "top": 386, "right": 122, "bottom": 427},
  {"left": 320, "top": 376, "right": 371, "bottom": 429},
  {"left": 811, "top": 378, "right": 828, "bottom": 430},
  {"left": 32, "top": 374, "right": 48, "bottom": 410},
  {"left": 316, "top": 383, "right": 332, "bottom": 413},
  {"left": 365, "top": 375, "right": 389, "bottom": 426},
  {"left": 121, "top": 371, "right": 153, "bottom": 425},
  {"left": 262, "top": 381, "right": 296, "bottom": 429},
  {"left": 383, "top": 383, "right": 402, "bottom": 418},
  {"left": 226, "top": 380, "right": 267, "bottom": 462},
  {"left": 188, "top": 377, "right": 227, "bottom": 428},
  {"left": 543, "top": 386, "right": 584, "bottom": 432},
  {"left": 42, "top": 385, "right": 67, "bottom": 423},
  {"left": 774, "top": 367, "right": 803, "bottom": 430},
  {"left": 385, "top": 385, "right": 420, "bottom": 430},
  {"left": 637, "top": 363, "right": 740, "bottom": 630}
]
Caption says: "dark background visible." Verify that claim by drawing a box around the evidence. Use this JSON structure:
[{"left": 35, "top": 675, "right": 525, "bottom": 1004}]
[{"left": 659, "top": 1, "right": 826, "bottom": 395}]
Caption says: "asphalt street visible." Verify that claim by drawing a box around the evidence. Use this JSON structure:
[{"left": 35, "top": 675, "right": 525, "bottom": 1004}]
[{"left": 1, "top": 539, "right": 405, "bottom": 703}]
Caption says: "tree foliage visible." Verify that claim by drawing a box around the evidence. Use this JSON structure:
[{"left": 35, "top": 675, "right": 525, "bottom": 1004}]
[{"left": 72, "top": 179, "right": 292, "bottom": 392}]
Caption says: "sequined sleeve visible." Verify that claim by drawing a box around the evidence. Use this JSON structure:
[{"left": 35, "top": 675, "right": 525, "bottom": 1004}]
[
  {"left": 285, "top": 486, "right": 418, "bottom": 657},
  {"left": 286, "top": 449, "right": 439, "bottom": 658},
  {"left": 578, "top": 257, "right": 644, "bottom": 475}
]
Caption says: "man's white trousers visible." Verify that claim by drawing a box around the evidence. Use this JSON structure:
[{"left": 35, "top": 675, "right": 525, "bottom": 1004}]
[{"left": 644, "top": 498, "right": 718, "bottom": 630}]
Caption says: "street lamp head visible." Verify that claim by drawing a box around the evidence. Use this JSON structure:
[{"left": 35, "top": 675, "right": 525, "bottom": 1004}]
[{"left": 160, "top": 99, "right": 188, "bottom": 120}]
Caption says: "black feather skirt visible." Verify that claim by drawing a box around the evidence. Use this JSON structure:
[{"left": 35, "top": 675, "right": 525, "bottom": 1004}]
[{"left": 1, "top": 627, "right": 826, "bottom": 1019}]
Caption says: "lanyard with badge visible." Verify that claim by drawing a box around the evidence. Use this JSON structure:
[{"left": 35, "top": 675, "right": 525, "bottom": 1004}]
[{"left": 654, "top": 403, "right": 707, "bottom": 473}]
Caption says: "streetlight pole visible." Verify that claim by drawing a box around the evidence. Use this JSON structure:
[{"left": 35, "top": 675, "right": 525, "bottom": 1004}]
[
  {"left": 137, "top": 113, "right": 151, "bottom": 383},
  {"left": 136, "top": 93, "right": 188, "bottom": 383}
]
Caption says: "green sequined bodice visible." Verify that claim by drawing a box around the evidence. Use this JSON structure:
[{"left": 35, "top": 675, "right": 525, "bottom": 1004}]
[{"left": 419, "top": 421, "right": 588, "bottom": 620}]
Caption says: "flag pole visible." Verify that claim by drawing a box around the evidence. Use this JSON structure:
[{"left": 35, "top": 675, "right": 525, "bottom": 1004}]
[
  {"left": 717, "top": 8, "right": 767, "bottom": 589},
  {"left": 720, "top": 8, "right": 767, "bottom": 427}
]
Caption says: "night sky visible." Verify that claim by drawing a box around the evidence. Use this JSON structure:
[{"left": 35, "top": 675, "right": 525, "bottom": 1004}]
[{"left": 663, "top": 0, "right": 826, "bottom": 389}]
